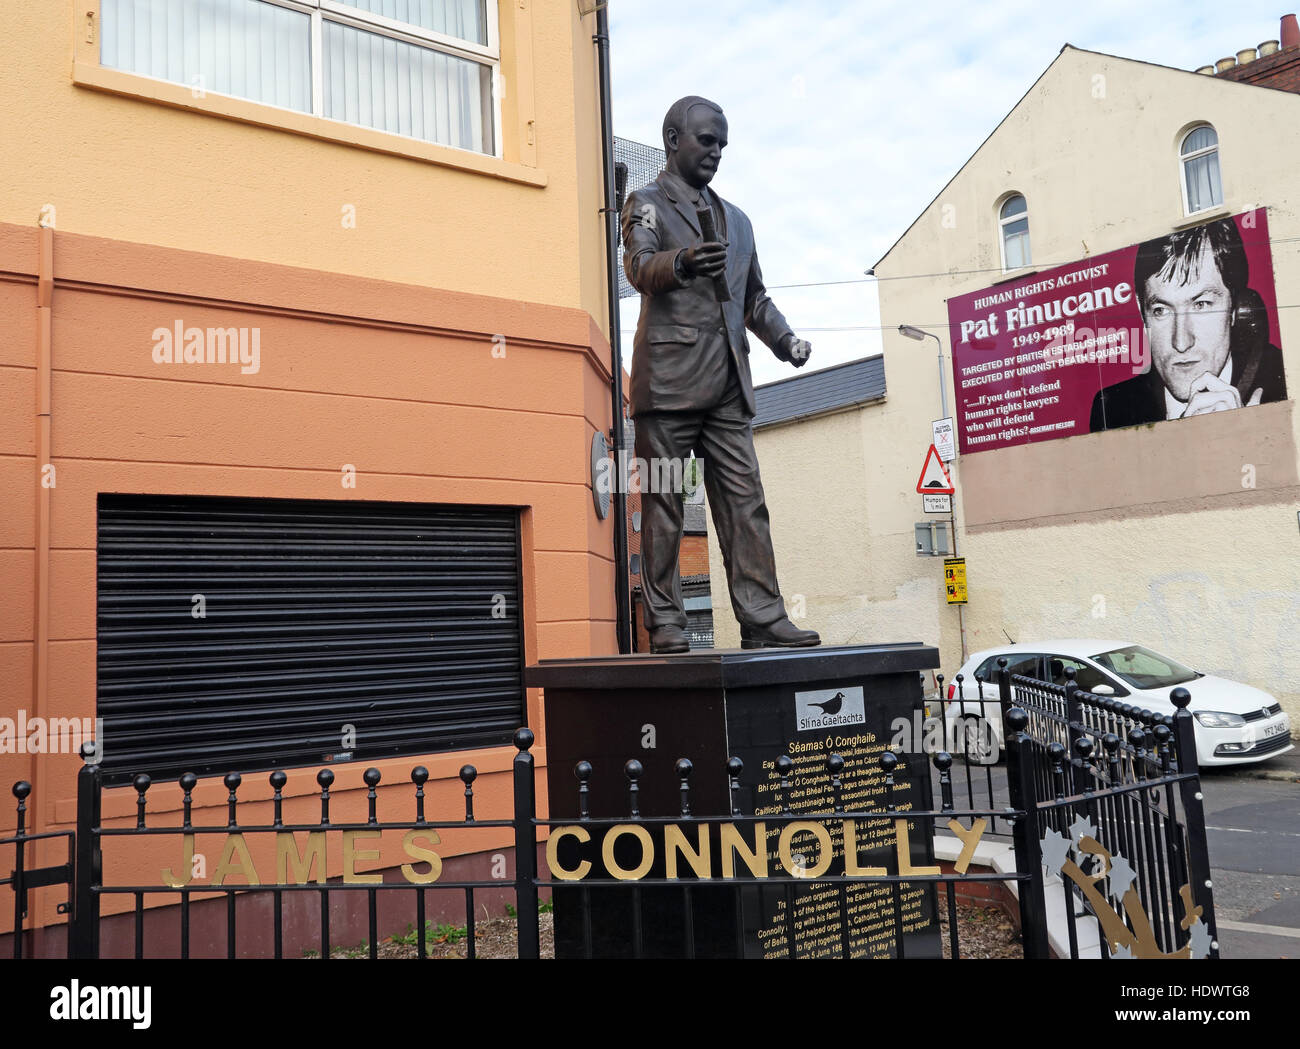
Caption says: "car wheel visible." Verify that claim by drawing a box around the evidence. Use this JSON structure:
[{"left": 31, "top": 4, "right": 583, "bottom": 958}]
[{"left": 959, "top": 716, "right": 998, "bottom": 766}]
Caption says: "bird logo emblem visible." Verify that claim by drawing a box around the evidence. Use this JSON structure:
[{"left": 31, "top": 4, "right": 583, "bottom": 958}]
[{"left": 807, "top": 691, "right": 846, "bottom": 716}]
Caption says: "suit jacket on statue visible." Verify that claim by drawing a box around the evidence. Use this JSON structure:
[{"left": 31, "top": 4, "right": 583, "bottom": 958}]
[{"left": 621, "top": 170, "right": 795, "bottom": 417}]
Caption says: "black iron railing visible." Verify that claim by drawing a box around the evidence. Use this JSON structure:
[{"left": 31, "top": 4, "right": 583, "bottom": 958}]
[
  {"left": 62, "top": 744, "right": 541, "bottom": 960},
  {"left": 8, "top": 733, "right": 1049, "bottom": 960},
  {"left": 528, "top": 743, "right": 1044, "bottom": 959},
  {"left": 928, "top": 669, "right": 1011, "bottom": 835},
  {"left": 5, "top": 695, "right": 1216, "bottom": 960},
  {"left": 1, "top": 782, "right": 76, "bottom": 959}
]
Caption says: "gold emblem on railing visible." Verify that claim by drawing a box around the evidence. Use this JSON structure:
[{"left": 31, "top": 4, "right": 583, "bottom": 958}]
[{"left": 1041, "top": 821, "right": 1213, "bottom": 959}]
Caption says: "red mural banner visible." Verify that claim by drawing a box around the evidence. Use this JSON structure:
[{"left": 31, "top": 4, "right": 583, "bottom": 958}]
[{"left": 946, "top": 208, "right": 1286, "bottom": 455}]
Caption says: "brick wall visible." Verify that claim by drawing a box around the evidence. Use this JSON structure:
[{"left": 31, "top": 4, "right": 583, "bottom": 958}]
[
  {"left": 1215, "top": 47, "right": 1300, "bottom": 94},
  {"left": 679, "top": 534, "right": 711, "bottom": 576}
]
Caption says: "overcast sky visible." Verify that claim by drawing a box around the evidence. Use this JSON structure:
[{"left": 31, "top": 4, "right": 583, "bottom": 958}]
[{"left": 607, "top": 1, "right": 1287, "bottom": 386}]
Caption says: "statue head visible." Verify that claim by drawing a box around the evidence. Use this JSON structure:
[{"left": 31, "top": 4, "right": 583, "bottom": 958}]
[{"left": 662, "top": 96, "right": 727, "bottom": 189}]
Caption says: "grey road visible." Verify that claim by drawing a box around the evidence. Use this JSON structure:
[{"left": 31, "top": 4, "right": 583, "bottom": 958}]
[{"left": 1200, "top": 761, "right": 1300, "bottom": 959}]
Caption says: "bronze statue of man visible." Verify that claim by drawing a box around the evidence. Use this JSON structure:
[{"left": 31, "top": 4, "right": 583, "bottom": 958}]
[{"left": 621, "top": 95, "right": 820, "bottom": 654}]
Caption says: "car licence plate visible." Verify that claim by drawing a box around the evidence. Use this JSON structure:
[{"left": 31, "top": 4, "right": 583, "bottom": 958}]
[{"left": 1264, "top": 721, "right": 1287, "bottom": 738}]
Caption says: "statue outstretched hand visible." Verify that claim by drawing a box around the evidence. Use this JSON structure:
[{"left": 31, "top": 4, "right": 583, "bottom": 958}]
[{"left": 787, "top": 336, "right": 812, "bottom": 369}]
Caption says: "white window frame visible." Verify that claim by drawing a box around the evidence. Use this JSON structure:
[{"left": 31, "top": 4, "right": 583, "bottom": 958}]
[
  {"left": 105, "top": 0, "right": 503, "bottom": 158},
  {"left": 1178, "top": 124, "right": 1222, "bottom": 217},
  {"left": 997, "top": 193, "right": 1031, "bottom": 273}
]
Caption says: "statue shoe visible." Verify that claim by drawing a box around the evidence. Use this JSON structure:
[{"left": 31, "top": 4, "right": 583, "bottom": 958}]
[
  {"left": 649, "top": 625, "right": 690, "bottom": 654},
  {"left": 740, "top": 619, "right": 821, "bottom": 649}
]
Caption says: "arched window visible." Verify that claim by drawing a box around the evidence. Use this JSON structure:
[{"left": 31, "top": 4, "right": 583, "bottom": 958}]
[
  {"left": 1180, "top": 125, "right": 1223, "bottom": 214},
  {"left": 999, "top": 194, "right": 1030, "bottom": 270}
]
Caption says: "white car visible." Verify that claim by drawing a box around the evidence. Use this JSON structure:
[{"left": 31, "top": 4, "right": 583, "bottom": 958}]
[{"left": 941, "top": 640, "right": 1293, "bottom": 769}]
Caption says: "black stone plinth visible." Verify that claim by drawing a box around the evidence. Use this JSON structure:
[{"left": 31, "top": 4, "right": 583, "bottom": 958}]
[{"left": 527, "top": 643, "right": 944, "bottom": 959}]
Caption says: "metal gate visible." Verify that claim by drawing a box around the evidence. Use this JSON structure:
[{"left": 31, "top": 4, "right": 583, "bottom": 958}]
[{"left": 1007, "top": 663, "right": 1219, "bottom": 958}]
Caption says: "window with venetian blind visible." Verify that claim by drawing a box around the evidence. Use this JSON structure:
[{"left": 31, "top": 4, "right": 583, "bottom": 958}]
[{"left": 99, "top": 0, "right": 499, "bottom": 156}]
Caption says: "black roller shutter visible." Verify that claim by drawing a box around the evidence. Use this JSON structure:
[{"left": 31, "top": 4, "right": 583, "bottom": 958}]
[{"left": 97, "top": 493, "right": 524, "bottom": 786}]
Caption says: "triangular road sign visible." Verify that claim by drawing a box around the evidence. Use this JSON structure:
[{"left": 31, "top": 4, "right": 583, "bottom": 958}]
[{"left": 916, "top": 444, "right": 954, "bottom": 494}]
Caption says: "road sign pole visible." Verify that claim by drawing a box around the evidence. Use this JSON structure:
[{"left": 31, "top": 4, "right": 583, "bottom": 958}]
[
  {"left": 917, "top": 444, "right": 966, "bottom": 663},
  {"left": 949, "top": 465, "right": 966, "bottom": 663}
]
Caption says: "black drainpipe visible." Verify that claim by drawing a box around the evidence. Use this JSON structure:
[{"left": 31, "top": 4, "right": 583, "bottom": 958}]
[{"left": 593, "top": 3, "right": 632, "bottom": 653}]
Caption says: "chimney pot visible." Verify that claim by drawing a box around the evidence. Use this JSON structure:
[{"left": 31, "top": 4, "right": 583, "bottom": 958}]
[
  {"left": 1236, "top": 47, "right": 1258, "bottom": 64},
  {"left": 1195, "top": 64, "right": 1216, "bottom": 75},
  {"left": 1283, "top": 13, "right": 1300, "bottom": 50},
  {"left": 1215, "top": 56, "right": 1237, "bottom": 72},
  {"left": 1259, "top": 39, "right": 1281, "bottom": 56}
]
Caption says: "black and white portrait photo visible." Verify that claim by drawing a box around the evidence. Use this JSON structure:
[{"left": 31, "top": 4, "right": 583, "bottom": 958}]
[{"left": 1090, "top": 217, "right": 1288, "bottom": 432}]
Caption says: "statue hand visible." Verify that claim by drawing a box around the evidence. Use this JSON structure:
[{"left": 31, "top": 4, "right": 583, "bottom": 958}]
[
  {"left": 787, "top": 337, "right": 812, "bottom": 368},
  {"left": 681, "top": 242, "right": 727, "bottom": 280}
]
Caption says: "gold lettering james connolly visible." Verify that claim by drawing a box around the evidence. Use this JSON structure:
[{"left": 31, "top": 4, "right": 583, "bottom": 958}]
[
  {"left": 158, "top": 817, "right": 982, "bottom": 887},
  {"left": 160, "top": 831, "right": 444, "bottom": 887},
  {"left": 542, "top": 818, "right": 982, "bottom": 883}
]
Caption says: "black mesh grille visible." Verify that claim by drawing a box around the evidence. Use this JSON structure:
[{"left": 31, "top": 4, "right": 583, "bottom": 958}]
[{"left": 615, "top": 135, "right": 666, "bottom": 300}]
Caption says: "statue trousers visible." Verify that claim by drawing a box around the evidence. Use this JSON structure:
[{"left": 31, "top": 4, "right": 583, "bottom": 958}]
[{"left": 633, "top": 374, "right": 788, "bottom": 633}]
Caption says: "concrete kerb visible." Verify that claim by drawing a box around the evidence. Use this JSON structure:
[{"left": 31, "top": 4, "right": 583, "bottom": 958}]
[{"left": 1213, "top": 750, "right": 1300, "bottom": 784}]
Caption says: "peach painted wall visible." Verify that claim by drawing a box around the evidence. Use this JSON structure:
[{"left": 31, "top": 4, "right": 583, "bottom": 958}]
[
  {"left": 0, "top": 221, "right": 616, "bottom": 932},
  {"left": 0, "top": 1, "right": 612, "bottom": 335},
  {"left": 1, "top": 0, "right": 619, "bottom": 940}
]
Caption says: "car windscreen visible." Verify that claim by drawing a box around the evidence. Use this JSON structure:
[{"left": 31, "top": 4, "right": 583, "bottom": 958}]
[{"left": 1089, "top": 645, "right": 1198, "bottom": 690}]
